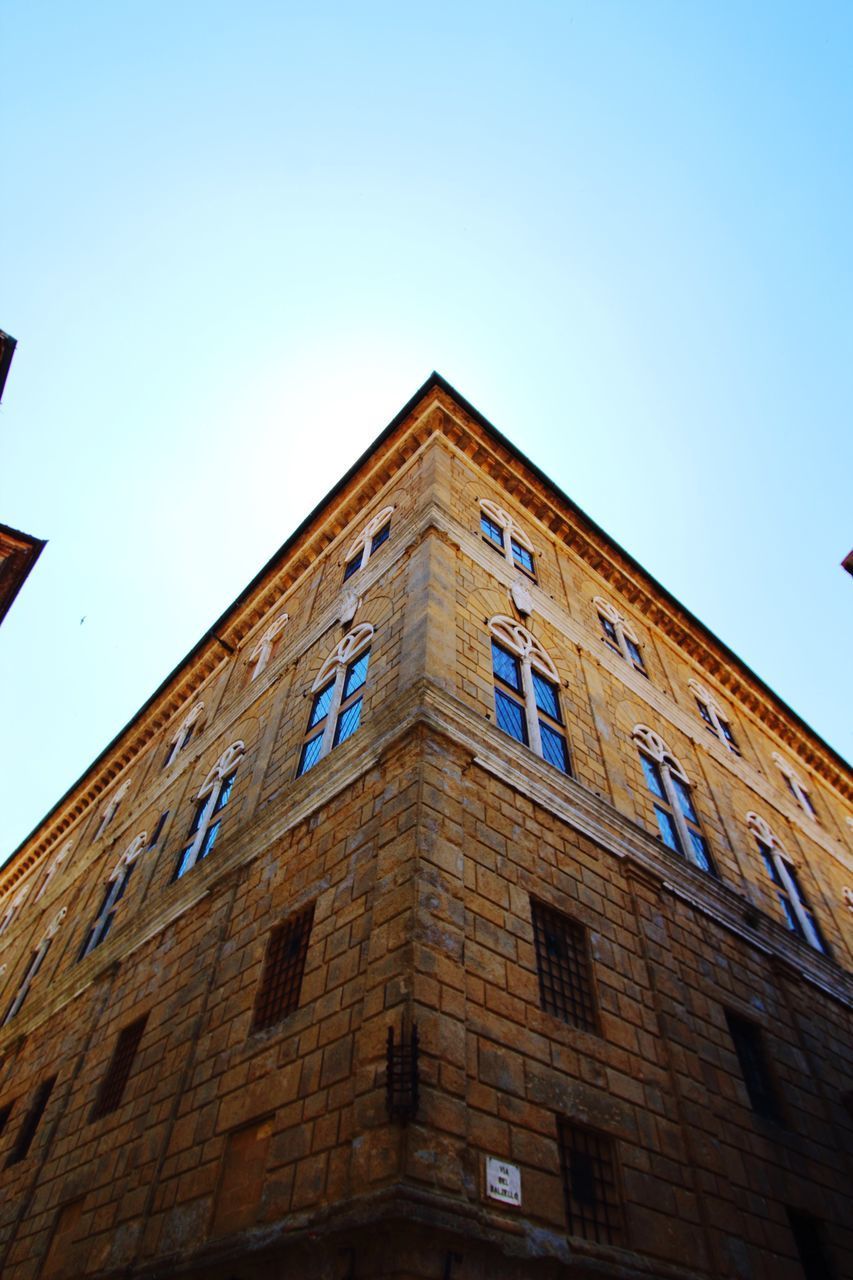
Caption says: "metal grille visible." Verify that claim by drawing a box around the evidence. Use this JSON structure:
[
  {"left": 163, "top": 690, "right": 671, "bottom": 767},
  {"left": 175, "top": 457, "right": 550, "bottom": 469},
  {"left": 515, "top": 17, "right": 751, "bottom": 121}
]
[
  {"left": 531, "top": 900, "right": 597, "bottom": 1032},
  {"left": 252, "top": 904, "right": 315, "bottom": 1032},
  {"left": 725, "top": 1011, "right": 782, "bottom": 1122},
  {"left": 386, "top": 1024, "right": 419, "bottom": 1123},
  {"left": 91, "top": 1015, "right": 147, "bottom": 1120},
  {"left": 6, "top": 1075, "right": 56, "bottom": 1166},
  {"left": 558, "top": 1120, "right": 622, "bottom": 1246}
]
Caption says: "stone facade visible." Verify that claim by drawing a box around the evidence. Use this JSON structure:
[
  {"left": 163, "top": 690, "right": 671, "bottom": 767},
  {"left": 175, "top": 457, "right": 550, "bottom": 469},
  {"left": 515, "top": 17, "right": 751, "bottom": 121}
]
[{"left": 0, "top": 374, "right": 850, "bottom": 1280}]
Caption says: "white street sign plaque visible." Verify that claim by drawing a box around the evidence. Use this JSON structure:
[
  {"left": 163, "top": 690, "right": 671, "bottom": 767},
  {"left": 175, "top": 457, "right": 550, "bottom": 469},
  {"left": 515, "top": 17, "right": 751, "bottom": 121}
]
[{"left": 485, "top": 1157, "right": 522, "bottom": 1206}]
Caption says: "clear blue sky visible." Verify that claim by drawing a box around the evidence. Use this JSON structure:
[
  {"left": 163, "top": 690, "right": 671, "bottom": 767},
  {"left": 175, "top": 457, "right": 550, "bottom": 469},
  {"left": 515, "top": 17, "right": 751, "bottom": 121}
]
[{"left": 1, "top": 1, "right": 851, "bottom": 859}]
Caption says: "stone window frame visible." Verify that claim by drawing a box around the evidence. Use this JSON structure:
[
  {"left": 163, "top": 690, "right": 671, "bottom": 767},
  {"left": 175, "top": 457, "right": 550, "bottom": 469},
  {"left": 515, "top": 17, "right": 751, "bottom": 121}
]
[
  {"left": 746, "top": 812, "right": 826, "bottom": 952},
  {"left": 772, "top": 752, "right": 819, "bottom": 821},
  {"left": 478, "top": 499, "right": 537, "bottom": 580},
  {"left": 0, "top": 883, "right": 30, "bottom": 938},
  {"left": 593, "top": 597, "right": 647, "bottom": 676},
  {"left": 163, "top": 701, "right": 205, "bottom": 769},
  {"left": 487, "top": 615, "right": 572, "bottom": 775},
  {"left": 79, "top": 832, "right": 148, "bottom": 960},
  {"left": 688, "top": 678, "right": 740, "bottom": 755},
  {"left": 632, "top": 725, "right": 716, "bottom": 874},
  {"left": 342, "top": 506, "right": 395, "bottom": 581},
  {"left": 3, "top": 906, "right": 67, "bottom": 1025},
  {"left": 92, "top": 777, "right": 132, "bottom": 842},
  {"left": 34, "top": 840, "right": 74, "bottom": 903},
  {"left": 174, "top": 741, "right": 245, "bottom": 880},
  {"left": 296, "top": 623, "right": 374, "bottom": 777},
  {"left": 248, "top": 612, "right": 290, "bottom": 682}
]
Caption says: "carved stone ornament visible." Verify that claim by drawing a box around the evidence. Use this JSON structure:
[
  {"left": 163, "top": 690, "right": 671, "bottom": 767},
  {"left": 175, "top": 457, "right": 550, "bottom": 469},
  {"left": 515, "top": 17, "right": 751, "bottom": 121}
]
[
  {"left": 110, "top": 832, "right": 149, "bottom": 880},
  {"left": 510, "top": 578, "right": 534, "bottom": 618},
  {"left": 632, "top": 724, "right": 688, "bottom": 781},
  {"left": 198, "top": 741, "right": 246, "bottom": 798},
  {"left": 345, "top": 506, "right": 395, "bottom": 561},
  {"left": 487, "top": 616, "right": 558, "bottom": 680},
  {"left": 313, "top": 623, "right": 375, "bottom": 691},
  {"left": 338, "top": 589, "right": 361, "bottom": 627},
  {"left": 593, "top": 596, "right": 640, "bottom": 644}
]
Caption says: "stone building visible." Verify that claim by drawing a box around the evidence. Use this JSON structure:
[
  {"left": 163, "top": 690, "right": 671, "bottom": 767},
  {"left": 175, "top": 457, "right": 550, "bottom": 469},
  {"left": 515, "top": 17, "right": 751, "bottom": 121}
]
[{"left": 0, "top": 373, "right": 851, "bottom": 1280}]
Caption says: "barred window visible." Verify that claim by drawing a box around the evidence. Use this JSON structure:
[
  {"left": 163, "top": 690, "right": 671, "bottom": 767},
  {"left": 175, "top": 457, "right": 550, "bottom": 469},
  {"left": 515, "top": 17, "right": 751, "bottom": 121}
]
[
  {"left": 531, "top": 900, "right": 597, "bottom": 1033},
  {"left": 90, "top": 1015, "right": 148, "bottom": 1120},
  {"left": 6, "top": 1075, "right": 56, "bottom": 1166},
  {"left": 252, "top": 904, "right": 315, "bottom": 1032},
  {"left": 558, "top": 1120, "right": 623, "bottom": 1246},
  {"left": 725, "top": 1011, "right": 783, "bottom": 1123}
]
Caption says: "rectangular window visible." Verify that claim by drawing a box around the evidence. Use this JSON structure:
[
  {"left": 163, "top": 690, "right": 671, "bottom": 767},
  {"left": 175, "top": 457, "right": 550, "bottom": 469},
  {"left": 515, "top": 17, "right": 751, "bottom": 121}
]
[
  {"left": 492, "top": 640, "right": 528, "bottom": 746},
  {"left": 370, "top": 521, "right": 390, "bottom": 553},
  {"left": 343, "top": 553, "right": 362, "bottom": 581},
  {"left": 784, "top": 863, "right": 827, "bottom": 953},
  {"left": 91, "top": 1016, "right": 147, "bottom": 1120},
  {"left": 6, "top": 1075, "right": 56, "bottom": 1166},
  {"left": 147, "top": 811, "right": 169, "bottom": 848},
  {"left": 625, "top": 636, "right": 646, "bottom": 672},
  {"left": 531, "top": 900, "right": 597, "bottom": 1032},
  {"left": 725, "top": 1011, "right": 782, "bottom": 1123},
  {"left": 480, "top": 513, "right": 504, "bottom": 548},
  {"left": 558, "top": 1120, "right": 623, "bottom": 1246},
  {"left": 252, "top": 904, "right": 315, "bottom": 1032},
  {"left": 510, "top": 538, "right": 535, "bottom": 576},
  {"left": 599, "top": 615, "right": 620, "bottom": 650},
  {"left": 760, "top": 846, "right": 805, "bottom": 938},
  {"left": 786, "top": 1209, "right": 834, "bottom": 1280}
]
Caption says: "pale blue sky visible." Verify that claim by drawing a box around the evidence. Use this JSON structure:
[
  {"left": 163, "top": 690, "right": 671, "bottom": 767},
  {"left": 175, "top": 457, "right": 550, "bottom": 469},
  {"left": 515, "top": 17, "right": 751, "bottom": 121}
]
[{"left": 1, "top": 1, "right": 851, "bottom": 858}]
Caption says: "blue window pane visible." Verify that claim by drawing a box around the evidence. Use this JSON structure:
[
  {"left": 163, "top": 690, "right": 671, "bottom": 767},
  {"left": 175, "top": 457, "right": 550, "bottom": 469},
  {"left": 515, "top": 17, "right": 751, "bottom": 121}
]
[
  {"left": 532, "top": 671, "right": 561, "bottom": 721},
  {"left": 778, "top": 895, "right": 803, "bottom": 935},
  {"left": 200, "top": 821, "right": 220, "bottom": 860},
  {"left": 309, "top": 681, "right": 335, "bottom": 729},
  {"left": 370, "top": 523, "right": 390, "bottom": 552},
  {"left": 689, "top": 831, "right": 715, "bottom": 874},
  {"left": 176, "top": 845, "right": 194, "bottom": 879},
  {"left": 511, "top": 540, "right": 534, "bottom": 574},
  {"left": 99, "top": 910, "right": 116, "bottom": 945},
  {"left": 495, "top": 688, "right": 527, "bottom": 745},
  {"left": 188, "top": 798, "right": 207, "bottom": 836},
  {"left": 540, "top": 722, "right": 570, "bottom": 773},
  {"left": 334, "top": 697, "right": 363, "bottom": 746},
  {"left": 761, "top": 848, "right": 783, "bottom": 886},
  {"left": 343, "top": 554, "right": 361, "bottom": 581},
  {"left": 654, "top": 806, "right": 681, "bottom": 853},
  {"left": 343, "top": 649, "right": 370, "bottom": 698},
  {"left": 696, "top": 699, "right": 714, "bottom": 726},
  {"left": 480, "top": 514, "right": 503, "bottom": 546},
  {"left": 626, "top": 637, "right": 645, "bottom": 670},
  {"left": 640, "top": 754, "right": 666, "bottom": 800},
  {"left": 721, "top": 721, "right": 738, "bottom": 750},
  {"left": 113, "top": 865, "right": 133, "bottom": 905},
  {"left": 600, "top": 616, "right": 618, "bottom": 645},
  {"left": 297, "top": 733, "right": 324, "bottom": 777},
  {"left": 671, "top": 776, "right": 699, "bottom": 824},
  {"left": 492, "top": 641, "right": 521, "bottom": 691},
  {"left": 214, "top": 773, "right": 235, "bottom": 814}
]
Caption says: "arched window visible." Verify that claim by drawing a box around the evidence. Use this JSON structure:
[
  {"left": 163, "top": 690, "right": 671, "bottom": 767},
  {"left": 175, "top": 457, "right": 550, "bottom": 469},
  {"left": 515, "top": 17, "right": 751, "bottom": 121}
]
[
  {"left": 3, "top": 907, "right": 66, "bottom": 1024},
  {"left": 688, "top": 680, "right": 740, "bottom": 754},
  {"left": 92, "top": 778, "right": 131, "bottom": 842},
  {"left": 175, "top": 742, "right": 245, "bottom": 879},
  {"left": 488, "top": 616, "right": 571, "bottom": 774},
  {"left": 0, "top": 883, "right": 30, "bottom": 938},
  {"left": 34, "top": 840, "right": 74, "bottom": 902},
  {"left": 342, "top": 506, "right": 394, "bottom": 581},
  {"left": 594, "top": 598, "right": 646, "bottom": 675},
  {"left": 297, "top": 624, "right": 373, "bottom": 777},
  {"left": 772, "top": 753, "right": 818, "bottom": 821},
  {"left": 79, "top": 833, "right": 147, "bottom": 959},
  {"left": 249, "top": 612, "right": 289, "bottom": 682},
  {"left": 163, "top": 702, "right": 205, "bottom": 768},
  {"left": 746, "top": 813, "right": 826, "bottom": 952},
  {"left": 633, "top": 726, "right": 715, "bottom": 874},
  {"left": 479, "top": 500, "right": 536, "bottom": 578}
]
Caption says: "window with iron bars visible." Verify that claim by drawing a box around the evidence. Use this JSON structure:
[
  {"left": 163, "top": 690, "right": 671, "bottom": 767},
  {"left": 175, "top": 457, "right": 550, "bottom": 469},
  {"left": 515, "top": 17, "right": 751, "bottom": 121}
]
[
  {"left": 252, "top": 904, "right": 315, "bottom": 1032},
  {"left": 530, "top": 899, "right": 597, "bottom": 1033},
  {"left": 557, "top": 1119, "right": 623, "bottom": 1246}
]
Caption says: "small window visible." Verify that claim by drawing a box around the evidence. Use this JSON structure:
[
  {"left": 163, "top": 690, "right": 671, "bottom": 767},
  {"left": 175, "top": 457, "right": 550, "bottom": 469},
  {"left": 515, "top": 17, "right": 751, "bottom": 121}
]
[
  {"left": 688, "top": 680, "right": 740, "bottom": 754},
  {"left": 557, "top": 1120, "right": 623, "bottom": 1246},
  {"left": 772, "top": 753, "right": 819, "bottom": 821},
  {"left": 6, "top": 1075, "right": 56, "bottom": 1166},
  {"left": 341, "top": 506, "right": 394, "bottom": 581},
  {"left": 91, "top": 1015, "right": 147, "bottom": 1120},
  {"left": 488, "top": 617, "right": 571, "bottom": 775},
  {"left": 594, "top": 598, "right": 646, "bottom": 675},
  {"left": 530, "top": 899, "right": 597, "bottom": 1032},
  {"left": 633, "top": 726, "right": 715, "bottom": 875},
  {"left": 296, "top": 625, "right": 373, "bottom": 778},
  {"left": 478, "top": 500, "right": 536, "bottom": 579},
  {"left": 786, "top": 1209, "right": 834, "bottom": 1280},
  {"left": 725, "top": 1011, "right": 783, "bottom": 1123},
  {"left": 147, "top": 811, "right": 169, "bottom": 849},
  {"left": 252, "top": 904, "right": 315, "bottom": 1032}
]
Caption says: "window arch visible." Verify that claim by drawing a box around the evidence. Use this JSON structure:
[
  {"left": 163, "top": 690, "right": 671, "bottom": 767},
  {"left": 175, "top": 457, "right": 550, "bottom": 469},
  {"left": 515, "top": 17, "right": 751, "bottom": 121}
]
[
  {"left": 632, "top": 726, "right": 715, "bottom": 874},
  {"left": 249, "top": 612, "right": 289, "bottom": 681},
  {"left": 34, "top": 840, "right": 74, "bottom": 903},
  {"left": 297, "top": 624, "right": 373, "bottom": 777},
  {"left": 594, "top": 598, "right": 646, "bottom": 675},
  {"left": 488, "top": 616, "right": 571, "bottom": 774},
  {"left": 3, "top": 907, "right": 66, "bottom": 1024},
  {"left": 772, "top": 753, "right": 818, "bottom": 820},
  {"left": 79, "top": 833, "right": 148, "bottom": 959},
  {"left": 175, "top": 742, "right": 245, "bottom": 879},
  {"left": 688, "top": 679, "right": 740, "bottom": 754},
  {"left": 342, "top": 506, "right": 394, "bottom": 581},
  {"left": 163, "top": 702, "right": 205, "bottom": 768},
  {"left": 0, "top": 883, "right": 30, "bottom": 938},
  {"left": 93, "top": 778, "right": 132, "bottom": 842},
  {"left": 479, "top": 500, "right": 536, "bottom": 578},
  {"left": 746, "top": 813, "right": 826, "bottom": 952}
]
